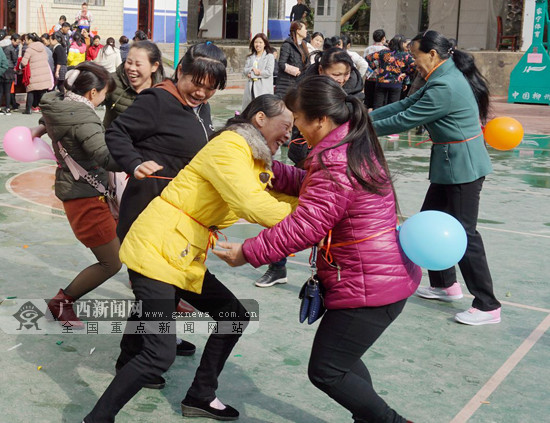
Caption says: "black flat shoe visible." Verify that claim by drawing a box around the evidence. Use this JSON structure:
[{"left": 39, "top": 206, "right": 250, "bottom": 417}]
[
  {"left": 176, "top": 338, "right": 196, "bottom": 356},
  {"left": 115, "top": 367, "right": 166, "bottom": 389},
  {"left": 143, "top": 375, "right": 166, "bottom": 390},
  {"left": 181, "top": 397, "right": 239, "bottom": 421}
]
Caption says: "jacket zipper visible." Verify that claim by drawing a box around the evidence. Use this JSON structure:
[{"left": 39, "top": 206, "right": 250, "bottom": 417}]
[{"left": 194, "top": 104, "right": 209, "bottom": 142}]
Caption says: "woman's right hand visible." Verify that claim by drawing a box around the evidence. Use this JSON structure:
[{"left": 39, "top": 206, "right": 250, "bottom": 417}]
[{"left": 134, "top": 160, "right": 164, "bottom": 180}]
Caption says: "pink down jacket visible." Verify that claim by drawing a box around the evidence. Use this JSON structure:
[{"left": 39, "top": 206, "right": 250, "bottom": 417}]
[{"left": 243, "top": 121, "right": 422, "bottom": 309}]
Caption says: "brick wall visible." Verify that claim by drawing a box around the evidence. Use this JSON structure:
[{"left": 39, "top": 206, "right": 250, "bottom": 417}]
[{"left": 23, "top": 0, "right": 124, "bottom": 39}]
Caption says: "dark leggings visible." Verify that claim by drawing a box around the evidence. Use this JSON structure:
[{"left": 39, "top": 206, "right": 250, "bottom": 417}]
[
  {"left": 25, "top": 89, "right": 47, "bottom": 112},
  {"left": 56, "top": 79, "right": 65, "bottom": 94},
  {"left": 308, "top": 300, "right": 408, "bottom": 423},
  {"left": 64, "top": 237, "right": 122, "bottom": 299},
  {"left": 0, "top": 81, "right": 13, "bottom": 109}
]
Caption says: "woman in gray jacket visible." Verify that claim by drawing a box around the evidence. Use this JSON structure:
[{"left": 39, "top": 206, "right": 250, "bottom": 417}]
[{"left": 242, "top": 33, "right": 275, "bottom": 110}]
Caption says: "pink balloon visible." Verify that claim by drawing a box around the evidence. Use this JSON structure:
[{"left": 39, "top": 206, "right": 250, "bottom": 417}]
[
  {"left": 33, "top": 137, "right": 56, "bottom": 161},
  {"left": 2, "top": 126, "right": 56, "bottom": 162},
  {"left": 3, "top": 126, "right": 34, "bottom": 162}
]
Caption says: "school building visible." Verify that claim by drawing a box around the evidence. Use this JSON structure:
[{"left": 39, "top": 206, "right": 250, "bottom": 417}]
[{"left": 0, "top": 0, "right": 543, "bottom": 51}]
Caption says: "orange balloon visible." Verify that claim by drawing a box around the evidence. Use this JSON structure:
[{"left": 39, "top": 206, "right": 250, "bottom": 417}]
[{"left": 483, "top": 117, "right": 524, "bottom": 151}]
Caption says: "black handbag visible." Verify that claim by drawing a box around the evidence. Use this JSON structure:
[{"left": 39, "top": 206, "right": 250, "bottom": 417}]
[{"left": 299, "top": 245, "right": 326, "bottom": 324}]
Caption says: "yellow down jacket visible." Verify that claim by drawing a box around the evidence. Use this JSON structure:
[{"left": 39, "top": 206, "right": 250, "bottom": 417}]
[{"left": 120, "top": 123, "right": 296, "bottom": 293}]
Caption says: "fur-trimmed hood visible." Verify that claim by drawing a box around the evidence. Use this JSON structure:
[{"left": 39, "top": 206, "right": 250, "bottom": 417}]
[{"left": 226, "top": 123, "right": 273, "bottom": 170}]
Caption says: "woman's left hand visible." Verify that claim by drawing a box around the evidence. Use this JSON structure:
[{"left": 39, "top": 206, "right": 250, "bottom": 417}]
[
  {"left": 212, "top": 241, "right": 247, "bottom": 267},
  {"left": 30, "top": 124, "right": 47, "bottom": 138}
]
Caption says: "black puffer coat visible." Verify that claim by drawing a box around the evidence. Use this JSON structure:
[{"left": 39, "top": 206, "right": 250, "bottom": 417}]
[
  {"left": 105, "top": 84, "right": 214, "bottom": 240},
  {"left": 274, "top": 37, "right": 308, "bottom": 99}
]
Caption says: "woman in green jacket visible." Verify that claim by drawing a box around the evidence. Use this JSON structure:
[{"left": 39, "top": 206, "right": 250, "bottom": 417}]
[
  {"left": 35, "top": 62, "right": 120, "bottom": 329},
  {"left": 370, "top": 30, "right": 501, "bottom": 326},
  {"left": 103, "top": 40, "right": 164, "bottom": 128}
]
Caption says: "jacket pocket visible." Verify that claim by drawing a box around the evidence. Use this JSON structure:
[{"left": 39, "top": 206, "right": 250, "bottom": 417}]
[{"left": 161, "top": 215, "right": 208, "bottom": 272}]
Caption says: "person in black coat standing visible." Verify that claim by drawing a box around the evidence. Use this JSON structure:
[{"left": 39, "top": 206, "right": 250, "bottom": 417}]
[
  {"left": 275, "top": 20, "right": 309, "bottom": 100},
  {"left": 289, "top": 0, "right": 310, "bottom": 22}
]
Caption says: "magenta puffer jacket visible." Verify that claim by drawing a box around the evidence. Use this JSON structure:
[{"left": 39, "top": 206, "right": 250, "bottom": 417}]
[{"left": 243, "top": 122, "right": 422, "bottom": 309}]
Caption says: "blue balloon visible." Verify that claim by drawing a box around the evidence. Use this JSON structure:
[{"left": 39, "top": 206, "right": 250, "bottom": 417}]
[{"left": 398, "top": 211, "right": 467, "bottom": 270}]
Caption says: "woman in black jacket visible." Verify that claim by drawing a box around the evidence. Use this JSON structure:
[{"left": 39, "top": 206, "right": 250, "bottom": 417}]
[{"left": 275, "top": 20, "right": 309, "bottom": 99}]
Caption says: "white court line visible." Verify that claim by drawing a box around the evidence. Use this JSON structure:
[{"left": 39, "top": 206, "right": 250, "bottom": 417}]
[
  {"left": 450, "top": 313, "right": 550, "bottom": 423},
  {"left": 0, "top": 203, "right": 66, "bottom": 218},
  {"left": 477, "top": 225, "right": 550, "bottom": 239}
]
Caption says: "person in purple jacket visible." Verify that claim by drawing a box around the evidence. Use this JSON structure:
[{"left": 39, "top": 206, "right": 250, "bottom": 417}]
[{"left": 214, "top": 75, "right": 421, "bottom": 423}]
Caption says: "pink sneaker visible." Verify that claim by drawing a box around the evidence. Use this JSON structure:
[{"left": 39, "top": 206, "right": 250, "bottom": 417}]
[
  {"left": 415, "top": 281, "right": 463, "bottom": 302},
  {"left": 455, "top": 307, "right": 501, "bottom": 325}
]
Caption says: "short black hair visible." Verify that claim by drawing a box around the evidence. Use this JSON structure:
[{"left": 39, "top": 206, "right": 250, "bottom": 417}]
[
  {"left": 372, "top": 29, "right": 385, "bottom": 43},
  {"left": 173, "top": 42, "right": 227, "bottom": 90}
]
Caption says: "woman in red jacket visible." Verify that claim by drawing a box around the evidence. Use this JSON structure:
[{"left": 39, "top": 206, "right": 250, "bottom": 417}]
[{"left": 214, "top": 75, "right": 421, "bottom": 423}]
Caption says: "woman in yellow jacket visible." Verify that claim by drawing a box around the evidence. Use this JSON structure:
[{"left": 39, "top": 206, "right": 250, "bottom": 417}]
[{"left": 84, "top": 94, "right": 295, "bottom": 423}]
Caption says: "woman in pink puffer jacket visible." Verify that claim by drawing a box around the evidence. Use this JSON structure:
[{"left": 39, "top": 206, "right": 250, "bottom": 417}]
[{"left": 215, "top": 76, "right": 421, "bottom": 423}]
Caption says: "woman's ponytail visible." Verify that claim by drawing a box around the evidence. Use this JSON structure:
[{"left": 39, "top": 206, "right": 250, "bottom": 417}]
[{"left": 450, "top": 49, "right": 490, "bottom": 123}]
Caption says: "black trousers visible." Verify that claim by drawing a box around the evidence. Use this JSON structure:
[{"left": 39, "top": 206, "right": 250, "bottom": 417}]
[
  {"left": 0, "top": 81, "right": 13, "bottom": 109},
  {"left": 25, "top": 89, "right": 47, "bottom": 112},
  {"left": 84, "top": 269, "right": 249, "bottom": 422},
  {"left": 373, "top": 84, "right": 401, "bottom": 110},
  {"left": 363, "top": 79, "right": 377, "bottom": 109},
  {"left": 308, "top": 300, "right": 408, "bottom": 423},
  {"left": 421, "top": 177, "right": 501, "bottom": 311}
]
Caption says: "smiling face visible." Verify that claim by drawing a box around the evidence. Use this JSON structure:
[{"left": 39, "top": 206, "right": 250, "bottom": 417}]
[
  {"left": 254, "top": 107, "right": 294, "bottom": 155},
  {"left": 176, "top": 72, "right": 217, "bottom": 108},
  {"left": 254, "top": 37, "right": 265, "bottom": 55},
  {"left": 319, "top": 62, "right": 351, "bottom": 87},
  {"left": 410, "top": 41, "right": 441, "bottom": 79},
  {"left": 292, "top": 110, "right": 336, "bottom": 148},
  {"left": 124, "top": 47, "right": 159, "bottom": 93}
]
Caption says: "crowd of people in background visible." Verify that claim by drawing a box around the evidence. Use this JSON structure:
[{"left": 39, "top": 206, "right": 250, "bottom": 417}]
[{"left": 0, "top": 2, "right": 137, "bottom": 115}]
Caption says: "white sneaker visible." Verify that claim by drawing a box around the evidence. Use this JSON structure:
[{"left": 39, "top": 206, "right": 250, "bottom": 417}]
[
  {"left": 415, "top": 282, "right": 463, "bottom": 302},
  {"left": 455, "top": 307, "right": 501, "bottom": 325}
]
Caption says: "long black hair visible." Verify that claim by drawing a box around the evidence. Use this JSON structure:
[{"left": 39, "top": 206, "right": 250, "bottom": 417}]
[
  {"left": 248, "top": 33, "right": 275, "bottom": 56},
  {"left": 172, "top": 42, "right": 227, "bottom": 90},
  {"left": 128, "top": 40, "right": 165, "bottom": 82},
  {"left": 285, "top": 75, "right": 391, "bottom": 195},
  {"left": 411, "top": 30, "right": 490, "bottom": 122},
  {"left": 211, "top": 94, "right": 286, "bottom": 139},
  {"left": 102, "top": 37, "right": 116, "bottom": 54}
]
